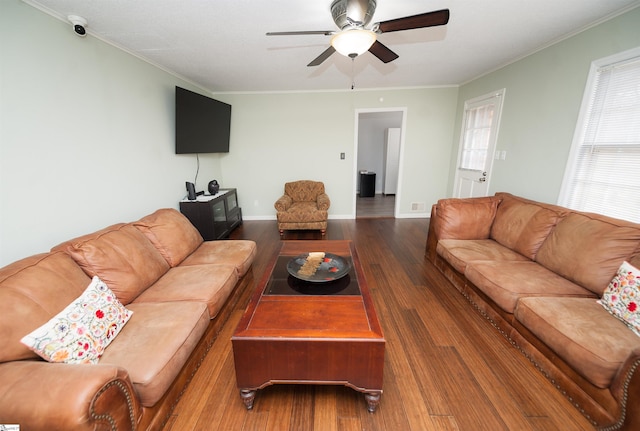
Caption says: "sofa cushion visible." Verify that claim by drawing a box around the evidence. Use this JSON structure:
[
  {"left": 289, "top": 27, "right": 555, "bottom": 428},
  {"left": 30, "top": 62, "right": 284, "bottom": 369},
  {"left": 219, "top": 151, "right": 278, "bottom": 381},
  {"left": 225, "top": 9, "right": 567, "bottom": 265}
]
[
  {"left": 99, "top": 301, "right": 209, "bottom": 407},
  {"left": 0, "top": 252, "right": 91, "bottom": 362},
  {"left": 514, "top": 297, "right": 640, "bottom": 388},
  {"left": 465, "top": 261, "right": 596, "bottom": 313},
  {"left": 490, "top": 193, "right": 565, "bottom": 260},
  {"left": 598, "top": 261, "right": 640, "bottom": 336},
  {"left": 133, "top": 208, "right": 204, "bottom": 267},
  {"left": 20, "top": 276, "right": 133, "bottom": 364},
  {"left": 180, "top": 240, "right": 257, "bottom": 277},
  {"left": 53, "top": 224, "right": 170, "bottom": 305},
  {"left": 535, "top": 212, "right": 640, "bottom": 295},
  {"left": 133, "top": 264, "right": 238, "bottom": 319},
  {"left": 437, "top": 239, "right": 529, "bottom": 274},
  {"left": 434, "top": 196, "right": 501, "bottom": 240}
]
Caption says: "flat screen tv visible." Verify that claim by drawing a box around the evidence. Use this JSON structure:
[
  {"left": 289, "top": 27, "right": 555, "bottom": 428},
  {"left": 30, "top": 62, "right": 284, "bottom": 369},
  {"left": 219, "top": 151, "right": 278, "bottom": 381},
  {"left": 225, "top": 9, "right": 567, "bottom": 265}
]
[{"left": 175, "top": 86, "right": 231, "bottom": 154}]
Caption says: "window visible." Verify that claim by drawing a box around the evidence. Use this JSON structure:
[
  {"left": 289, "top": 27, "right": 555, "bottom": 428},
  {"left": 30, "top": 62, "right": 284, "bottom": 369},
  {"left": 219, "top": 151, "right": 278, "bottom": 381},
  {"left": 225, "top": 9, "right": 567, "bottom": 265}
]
[
  {"left": 559, "top": 48, "right": 640, "bottom": 223},
  {"left": 460, "top": 100, "right": 495, "bottom": 170}
]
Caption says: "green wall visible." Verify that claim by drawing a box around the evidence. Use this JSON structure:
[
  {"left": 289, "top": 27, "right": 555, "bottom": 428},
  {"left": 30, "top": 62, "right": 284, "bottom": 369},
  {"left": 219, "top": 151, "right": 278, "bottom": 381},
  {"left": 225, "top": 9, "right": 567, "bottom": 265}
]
[
  {"left": 2, "top": 0, "right": 638, "bottom": 266},
  {"left": 0, "top": 0, "right": 218, "bottom": 265},
  {"left": 452, "top": 7, "right": 640, "bottom": 203},
  {"left": 211, "top": 88, "right": 457, "bottom": 220},
  {"left": 0, "top": 0, "right": 458, "bottom": 265}
]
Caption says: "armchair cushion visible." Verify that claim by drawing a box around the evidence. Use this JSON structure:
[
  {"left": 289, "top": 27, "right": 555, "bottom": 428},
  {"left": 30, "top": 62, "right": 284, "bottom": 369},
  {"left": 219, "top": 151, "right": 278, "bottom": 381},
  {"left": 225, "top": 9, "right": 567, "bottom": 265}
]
[
  {"left": 277, "top": 202, "right": 328, "bottom": 223},
  {"left": 283, "top": 180, "right": 327, "bottom": 202}
]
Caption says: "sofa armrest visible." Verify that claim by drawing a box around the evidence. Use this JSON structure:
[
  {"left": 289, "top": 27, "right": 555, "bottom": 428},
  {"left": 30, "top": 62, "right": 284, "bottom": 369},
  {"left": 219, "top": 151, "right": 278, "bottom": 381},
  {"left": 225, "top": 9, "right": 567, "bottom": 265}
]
[
  {"left": 609, "top": 347, "right": 640, "bottom": 430},
  {"left": 425, "top": 204, "right": 440, "bottom": 262},
  {"left": 316, "top": 193, "right": 331, "bottom": 211},
  {"left": 0, "top": 361, "right": 140, "bottom": 431},
  {"left": 274, "top": 195, "right": 293, "bottom": 212}
]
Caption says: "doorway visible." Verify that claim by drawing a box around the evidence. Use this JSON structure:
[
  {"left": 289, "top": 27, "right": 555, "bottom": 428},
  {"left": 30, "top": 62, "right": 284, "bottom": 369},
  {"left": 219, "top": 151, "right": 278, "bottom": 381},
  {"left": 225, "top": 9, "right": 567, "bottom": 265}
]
[
  {"left": 356, "top": 194, "right": 396, "bottom": 218},
  {"left": 354, "top": 109, "right": 406, "bottom": 218}
]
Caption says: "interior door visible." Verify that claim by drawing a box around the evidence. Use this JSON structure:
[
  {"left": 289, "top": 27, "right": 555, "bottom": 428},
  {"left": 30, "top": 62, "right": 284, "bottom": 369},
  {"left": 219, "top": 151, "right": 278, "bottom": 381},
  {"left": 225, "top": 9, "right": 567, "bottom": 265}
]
[{"left": 453, "top": 89, "right": 505, "bottom": 198}]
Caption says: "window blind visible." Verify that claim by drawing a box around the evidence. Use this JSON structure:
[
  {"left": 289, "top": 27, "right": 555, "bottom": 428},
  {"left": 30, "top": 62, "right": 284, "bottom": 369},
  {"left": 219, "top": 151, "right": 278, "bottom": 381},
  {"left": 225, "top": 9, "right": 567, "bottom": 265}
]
[{"left": 562, "top": 55, "right": 640, "bottom": 223}]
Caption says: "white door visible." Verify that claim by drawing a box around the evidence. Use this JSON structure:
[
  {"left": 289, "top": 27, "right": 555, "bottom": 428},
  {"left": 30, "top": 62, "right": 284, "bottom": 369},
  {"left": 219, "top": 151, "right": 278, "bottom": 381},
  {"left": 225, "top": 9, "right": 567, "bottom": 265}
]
[{"left": 453, "top": 89, "right": 505, "bottom": 198}]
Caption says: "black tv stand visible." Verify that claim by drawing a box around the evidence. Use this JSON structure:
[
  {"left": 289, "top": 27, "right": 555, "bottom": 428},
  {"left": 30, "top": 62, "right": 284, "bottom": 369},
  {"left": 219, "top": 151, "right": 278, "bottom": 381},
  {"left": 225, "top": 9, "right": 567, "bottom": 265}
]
[{"left": 179, "top": 188, "right": 243, "bottom": 240}]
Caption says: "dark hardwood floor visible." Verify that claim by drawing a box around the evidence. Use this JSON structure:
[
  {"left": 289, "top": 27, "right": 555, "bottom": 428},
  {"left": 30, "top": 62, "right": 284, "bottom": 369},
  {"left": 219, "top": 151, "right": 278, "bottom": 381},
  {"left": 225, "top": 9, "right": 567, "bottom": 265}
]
[
  {"left": 356, "top": 194, "right": 395, "bottom": 218},
  {"left": 164, "top": 219, "right": 595, "bottom": 431}
]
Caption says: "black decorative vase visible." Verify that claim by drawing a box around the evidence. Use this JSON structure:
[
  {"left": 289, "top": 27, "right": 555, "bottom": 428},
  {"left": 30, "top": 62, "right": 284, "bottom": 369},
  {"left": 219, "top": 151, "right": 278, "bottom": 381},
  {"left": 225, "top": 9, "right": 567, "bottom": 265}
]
[{"left": 208, "top": 180, "right": 220, "bottom": 195}]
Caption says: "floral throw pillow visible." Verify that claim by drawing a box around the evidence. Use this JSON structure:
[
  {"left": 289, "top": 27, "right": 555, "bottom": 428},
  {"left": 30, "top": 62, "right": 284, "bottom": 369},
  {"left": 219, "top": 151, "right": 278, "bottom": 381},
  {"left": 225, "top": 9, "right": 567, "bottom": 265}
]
[
  {"left": 598, "top": 261, "right": 640, "bottom": 337},
  {"left": 21, "top": 276, "right": 133, "bottom": 364}
]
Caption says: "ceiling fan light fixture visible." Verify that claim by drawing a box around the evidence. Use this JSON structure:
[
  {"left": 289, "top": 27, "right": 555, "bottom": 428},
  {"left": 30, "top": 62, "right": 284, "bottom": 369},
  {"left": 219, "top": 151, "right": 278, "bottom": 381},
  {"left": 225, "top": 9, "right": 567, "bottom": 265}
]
[{"left": 330, "top": 29, "right": 376, "bottom": 58}]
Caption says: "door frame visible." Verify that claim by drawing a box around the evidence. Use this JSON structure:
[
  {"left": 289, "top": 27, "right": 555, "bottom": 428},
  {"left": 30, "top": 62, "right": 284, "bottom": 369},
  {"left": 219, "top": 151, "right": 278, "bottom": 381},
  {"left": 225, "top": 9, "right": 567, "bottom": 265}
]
[{"left": 352, "top": 107, "right": 407, "bottom": 218}]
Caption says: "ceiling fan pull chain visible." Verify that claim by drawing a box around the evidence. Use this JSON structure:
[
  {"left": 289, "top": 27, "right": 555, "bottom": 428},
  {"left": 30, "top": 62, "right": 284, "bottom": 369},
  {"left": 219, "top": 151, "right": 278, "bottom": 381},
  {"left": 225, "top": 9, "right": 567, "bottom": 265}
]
[{"left": 351, "top": 57, "right": 355, "bottom": 90}]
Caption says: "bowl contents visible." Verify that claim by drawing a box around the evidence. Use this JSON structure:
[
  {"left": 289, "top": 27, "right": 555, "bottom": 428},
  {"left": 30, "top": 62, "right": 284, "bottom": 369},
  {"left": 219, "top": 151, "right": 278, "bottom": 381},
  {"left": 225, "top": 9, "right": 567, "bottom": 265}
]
[{"left": 297, "top": 252, "right": 325, "bottom": 276}]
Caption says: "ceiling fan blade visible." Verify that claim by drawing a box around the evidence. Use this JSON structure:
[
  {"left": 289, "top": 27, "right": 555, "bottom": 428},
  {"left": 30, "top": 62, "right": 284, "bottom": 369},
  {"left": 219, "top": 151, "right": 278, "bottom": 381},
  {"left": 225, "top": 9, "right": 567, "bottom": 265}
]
[
  {"left": 376, "top": 9, "right": 450, "bottom": 33},
  {"left": 368, "top": 40, "right": 399, "bottom": 64},
  {"left": 307, "top": 46, "right": 336, "bottom": 67},
  {"left": 266, "top": 31, "right": 334, "bottom": 36}
]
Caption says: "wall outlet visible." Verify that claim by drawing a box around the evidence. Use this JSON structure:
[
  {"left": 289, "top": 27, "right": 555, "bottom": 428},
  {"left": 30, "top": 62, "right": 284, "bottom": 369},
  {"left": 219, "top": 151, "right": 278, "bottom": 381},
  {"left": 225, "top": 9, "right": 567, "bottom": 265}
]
[{"left": 411, "top": 202, "right": 426, "bottom": 212}]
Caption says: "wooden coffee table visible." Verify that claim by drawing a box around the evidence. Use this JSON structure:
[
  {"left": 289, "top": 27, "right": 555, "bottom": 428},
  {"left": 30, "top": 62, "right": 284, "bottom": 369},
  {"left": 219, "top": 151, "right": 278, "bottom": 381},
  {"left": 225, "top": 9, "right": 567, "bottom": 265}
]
[{"left": 232, "top": 240, "right": 385, "bottom": 412}]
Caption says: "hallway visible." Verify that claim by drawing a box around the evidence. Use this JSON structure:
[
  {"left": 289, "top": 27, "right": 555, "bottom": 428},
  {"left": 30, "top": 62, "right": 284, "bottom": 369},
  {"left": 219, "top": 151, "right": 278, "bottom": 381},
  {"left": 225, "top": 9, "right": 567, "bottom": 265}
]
[{"left": 356, "top": 194, "right": 395, "bottom": 218}]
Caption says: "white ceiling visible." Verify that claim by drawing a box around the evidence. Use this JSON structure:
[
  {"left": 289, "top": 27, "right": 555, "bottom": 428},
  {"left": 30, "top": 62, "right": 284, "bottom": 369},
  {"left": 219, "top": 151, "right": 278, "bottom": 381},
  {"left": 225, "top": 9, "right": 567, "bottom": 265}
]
[{"left": 24, "top": 0, "right": 640, "bottom": 93}]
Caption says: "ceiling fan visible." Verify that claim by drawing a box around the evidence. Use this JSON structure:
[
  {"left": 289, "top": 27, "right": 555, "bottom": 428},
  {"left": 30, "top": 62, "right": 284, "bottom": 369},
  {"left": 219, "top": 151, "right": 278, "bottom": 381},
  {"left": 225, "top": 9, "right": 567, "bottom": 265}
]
[{"left": 266, "top": 0, "right": 450, "bottom": 67}]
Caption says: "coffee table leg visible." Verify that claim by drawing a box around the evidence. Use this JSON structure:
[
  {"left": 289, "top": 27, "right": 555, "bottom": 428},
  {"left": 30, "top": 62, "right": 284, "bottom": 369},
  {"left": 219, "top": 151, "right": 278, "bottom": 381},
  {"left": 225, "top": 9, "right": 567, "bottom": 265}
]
[
  {"left": 240, "top": 389, "right": 256, "bottom": 410},
  {"left": 364, "top": 391, "right": 381, "bottom": 412}
]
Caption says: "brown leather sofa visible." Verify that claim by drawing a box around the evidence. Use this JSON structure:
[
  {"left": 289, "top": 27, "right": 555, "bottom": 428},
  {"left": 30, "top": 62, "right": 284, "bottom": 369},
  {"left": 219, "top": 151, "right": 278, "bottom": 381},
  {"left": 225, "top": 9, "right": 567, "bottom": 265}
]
[
  {"left": 426, "top": 192, "right": 640, "bottom": 431},
  {"left": 0, "top": 208, "right": 256, "bottom": 431},
  {"left": 274, "top": 180, "right": 330, "bottom": 236}
]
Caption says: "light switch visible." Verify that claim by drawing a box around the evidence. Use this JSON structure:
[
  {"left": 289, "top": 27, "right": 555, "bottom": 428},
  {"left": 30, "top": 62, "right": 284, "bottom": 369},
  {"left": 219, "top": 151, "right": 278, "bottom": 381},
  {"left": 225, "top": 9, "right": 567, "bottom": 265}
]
[{"left": 340, "top": 152, "right": 345, "bottom": 160}]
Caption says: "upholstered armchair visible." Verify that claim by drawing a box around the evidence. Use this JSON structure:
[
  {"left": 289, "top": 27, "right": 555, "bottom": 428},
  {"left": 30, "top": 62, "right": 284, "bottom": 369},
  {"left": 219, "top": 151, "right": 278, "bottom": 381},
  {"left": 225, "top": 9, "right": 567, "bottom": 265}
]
[{"left": 274, "top": 180, "right": 330, "bottom": 236}]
